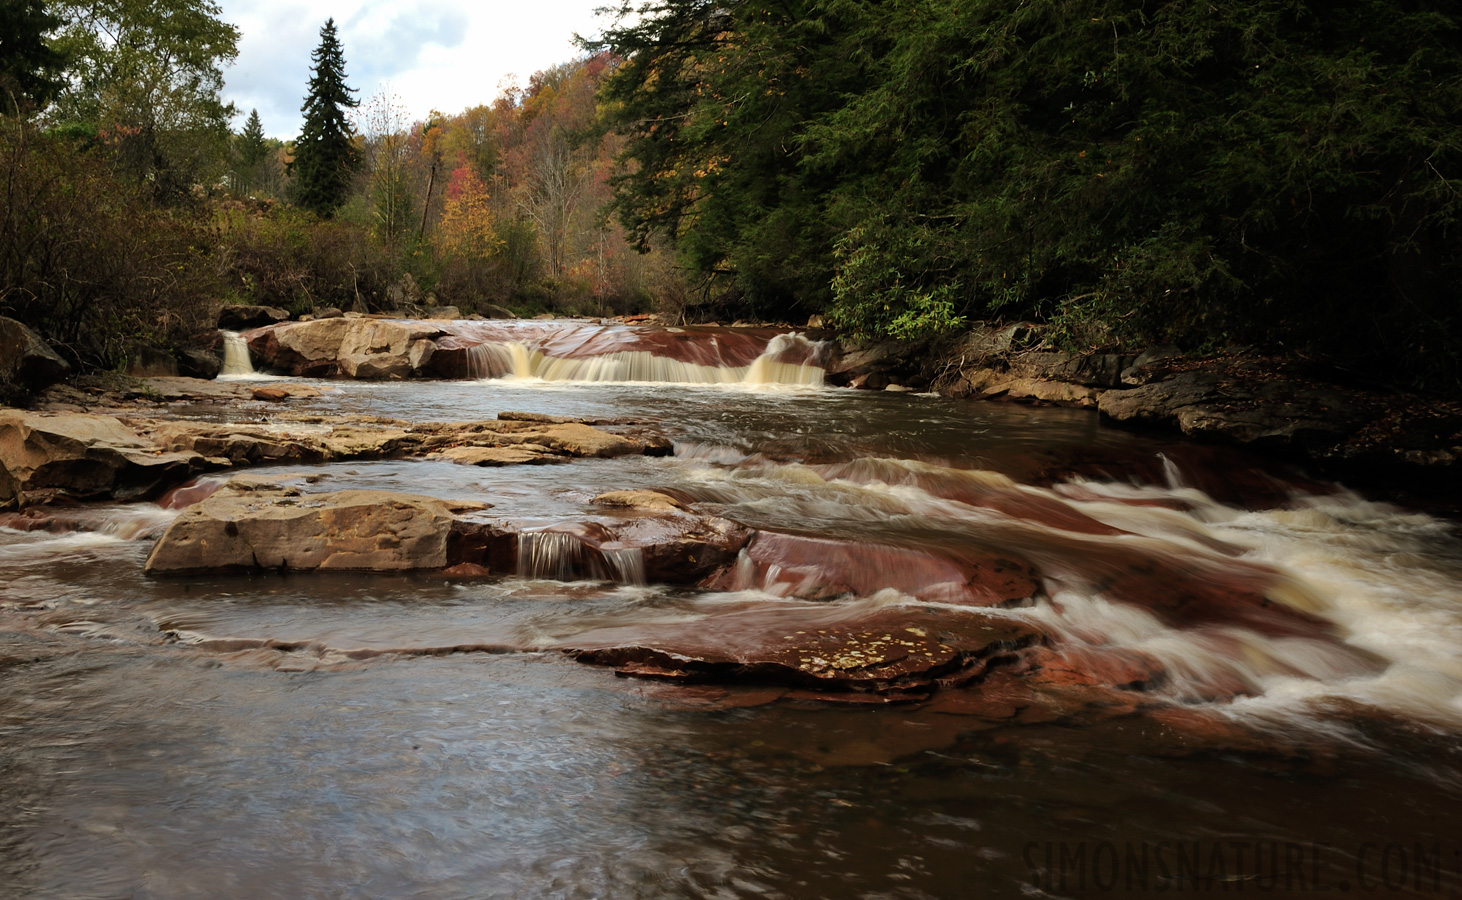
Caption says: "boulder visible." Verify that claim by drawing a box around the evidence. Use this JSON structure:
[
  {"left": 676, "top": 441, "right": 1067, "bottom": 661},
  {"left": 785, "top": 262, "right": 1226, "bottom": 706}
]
[
  {"left": 1120, "top": 344, "right": 1183, "bottom": 385},
  {"left": 125, "top": 347, "right": 179, "bottom": 378},
  {"left": 218, "top": 305, "right": 289, "bottom": 331},
  {"left": 144, "top": 483, "right": 484, "bottom": 574},
  {"left": 0, "top": 411, "right": 203, "bottom": 507},
  {"left": 245, "top": 318, "right": 446, "bottom": 379},
  {"left": 176, "top": 348, "right": 223, "bottom": 380},
  {"left": 338, "top": 320, "right": 444, "bottom": 379},
  {"left": 0, "top": 316, "right": 70, "bottom": 402},
  {"left": 245, "top": 316, "right": 353, "bottom": 376}
]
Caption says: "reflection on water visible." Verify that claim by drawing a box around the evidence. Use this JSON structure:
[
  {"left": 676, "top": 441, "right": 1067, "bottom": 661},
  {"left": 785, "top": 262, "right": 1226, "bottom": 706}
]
[{"left": 2, "top": 377, "right": 1461, "bottom": 898}]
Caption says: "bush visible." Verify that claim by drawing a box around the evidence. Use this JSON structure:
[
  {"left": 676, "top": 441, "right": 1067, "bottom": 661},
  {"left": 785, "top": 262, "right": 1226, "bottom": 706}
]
[
  {"left": 0, "top": 121, "right": 219, "bottom": 369},
  {"left": 214, "top": 200, "right": 401, "bottom": 315}
]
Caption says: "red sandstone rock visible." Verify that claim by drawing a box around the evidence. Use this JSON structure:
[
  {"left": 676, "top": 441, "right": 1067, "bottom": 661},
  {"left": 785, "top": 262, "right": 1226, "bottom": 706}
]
[
  {"left": 561, "top": 603, "right": 1040, "bottom": 698},
  {"left": 709, "top": 531, "right": 1040, "bottom": 605}
]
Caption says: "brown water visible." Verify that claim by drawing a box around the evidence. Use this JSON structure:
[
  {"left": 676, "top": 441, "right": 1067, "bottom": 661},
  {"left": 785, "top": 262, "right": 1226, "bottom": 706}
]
[{"left": 4, "top": 339, "right": 1462, "bottom": 899}]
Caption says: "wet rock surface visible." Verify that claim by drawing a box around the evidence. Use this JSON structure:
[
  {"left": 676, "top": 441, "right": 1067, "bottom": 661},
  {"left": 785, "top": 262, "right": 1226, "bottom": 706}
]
[
  {"left": 145, "top": 481, "right": 483, "bottom": 574},
  {"left": 561, "top": 604, "right": 1040, "bottom": 701},
  {"left": 709, "top": 531, "right": 1039, "bottom": 605}
]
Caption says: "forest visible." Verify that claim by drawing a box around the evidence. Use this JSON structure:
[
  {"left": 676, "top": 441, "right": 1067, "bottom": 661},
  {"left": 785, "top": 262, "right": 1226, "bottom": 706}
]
[{"left": 2, "top": 0, "right": 1461, "bottom": 388}]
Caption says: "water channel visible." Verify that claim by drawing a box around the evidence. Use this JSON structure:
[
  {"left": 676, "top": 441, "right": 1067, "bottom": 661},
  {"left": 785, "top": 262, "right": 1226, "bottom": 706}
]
[{"left": 2, "top": 323, "right": 1460, "bottom": 898}]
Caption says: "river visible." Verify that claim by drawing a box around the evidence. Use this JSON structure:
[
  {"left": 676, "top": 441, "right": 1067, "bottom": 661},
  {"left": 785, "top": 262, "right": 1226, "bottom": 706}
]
[{"left": 2, "top": 323, "right": 1460, "bottom": 898}]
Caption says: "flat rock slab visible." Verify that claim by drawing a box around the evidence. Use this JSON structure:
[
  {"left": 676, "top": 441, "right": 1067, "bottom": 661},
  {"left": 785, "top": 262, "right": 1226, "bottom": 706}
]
[
  {"left": 145, "top": 483, "right": 484, "bottom": 574},
  {"left": 436, "top": 446, "right": 565, "bottom": 466},
  {"left": 0, "top": 411, "right": 204, "bottom": 507},
  {"left": 561, "top": 604, "right": 1039, "bottom": 698},
  {"left": 138, "top": 417, "right": 651, "bottom": 467}
]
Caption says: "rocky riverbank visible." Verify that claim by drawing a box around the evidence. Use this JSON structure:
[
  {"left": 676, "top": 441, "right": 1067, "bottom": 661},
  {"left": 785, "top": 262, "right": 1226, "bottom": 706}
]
[{"left": 826, "top": 323, "right": 1462, "bottom": 503}]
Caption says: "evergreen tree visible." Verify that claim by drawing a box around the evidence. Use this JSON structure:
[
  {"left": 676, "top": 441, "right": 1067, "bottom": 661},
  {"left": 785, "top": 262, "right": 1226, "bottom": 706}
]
[
  {"left": 291, "top": 18, "right": 359, "bottom": 217},
  {"left": 239, "top": 109, "right": 266, "bottom": 166},
  {"left": 596, "top": 0, "right": 1462, "bottom": 383},
  {"left": 0, "top": 0, "right": 67, "bottom": 114},
  {"left": 234, "top": 107, "right": 267, "bottom": 192}
]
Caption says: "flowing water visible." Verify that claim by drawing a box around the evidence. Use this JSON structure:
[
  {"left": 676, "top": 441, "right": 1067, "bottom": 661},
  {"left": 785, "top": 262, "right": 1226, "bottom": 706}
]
[{"left": 2, "top": 324, "right": 1461, "bottom": 898}]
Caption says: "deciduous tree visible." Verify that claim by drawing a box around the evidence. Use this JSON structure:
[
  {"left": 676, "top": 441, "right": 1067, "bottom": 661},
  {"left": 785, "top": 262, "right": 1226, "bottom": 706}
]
[{"left": 49, "top": 0, "right": 239, "bottom": 198}]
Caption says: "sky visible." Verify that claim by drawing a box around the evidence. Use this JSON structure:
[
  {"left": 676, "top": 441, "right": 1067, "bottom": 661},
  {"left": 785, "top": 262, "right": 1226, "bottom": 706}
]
[{"left": 215, "top": 0, "right": 611, "bottom": 139}]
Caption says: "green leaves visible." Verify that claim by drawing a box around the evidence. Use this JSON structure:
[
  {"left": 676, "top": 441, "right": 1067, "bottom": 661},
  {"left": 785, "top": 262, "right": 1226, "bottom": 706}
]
[
  {"left": 49, "top": 0, "right": 239, "bottom": 198},
  {"left": 597, "top": 0, "right": 1462, "bottom": 377},
  {"left": 291, "top": 19, "right": 360, "bottom": 219}
]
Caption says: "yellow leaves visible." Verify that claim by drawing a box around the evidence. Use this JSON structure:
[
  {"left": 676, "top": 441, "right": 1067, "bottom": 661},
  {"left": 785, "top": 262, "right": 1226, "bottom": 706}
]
[{"left": 436, "top": 165, "right": 500, "bottom": 260}]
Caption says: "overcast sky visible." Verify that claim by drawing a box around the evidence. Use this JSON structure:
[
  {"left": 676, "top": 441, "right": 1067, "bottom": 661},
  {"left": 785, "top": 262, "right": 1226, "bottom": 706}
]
[{"left": 215, "top": 0, "right": 611, "bottom": 139}]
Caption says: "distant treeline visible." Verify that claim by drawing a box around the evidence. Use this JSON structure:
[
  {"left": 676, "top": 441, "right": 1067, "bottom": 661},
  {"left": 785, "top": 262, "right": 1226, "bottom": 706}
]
[
  {"left": 0, "top": 1, "right": 675, "bottom": 371},
  {"left": 2, "top": 0, "right": 1460, "bottom": 388}
]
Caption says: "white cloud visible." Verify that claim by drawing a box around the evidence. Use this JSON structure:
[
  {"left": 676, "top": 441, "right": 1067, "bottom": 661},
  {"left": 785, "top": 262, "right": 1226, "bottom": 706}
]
[{"left": 216, "top": 0, "right": 610, "bottom": 138}]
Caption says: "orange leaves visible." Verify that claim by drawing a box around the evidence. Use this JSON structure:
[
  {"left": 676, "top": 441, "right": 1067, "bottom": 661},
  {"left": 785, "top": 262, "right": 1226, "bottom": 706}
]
[{"left": 436, "top": 164, "right": 499, "bottom": 259}]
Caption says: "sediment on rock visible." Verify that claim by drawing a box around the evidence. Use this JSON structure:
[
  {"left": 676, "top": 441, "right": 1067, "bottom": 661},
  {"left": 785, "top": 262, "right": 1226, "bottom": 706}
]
[{"left": 559, "top": 604, "right": 1042, "bottom": 701}]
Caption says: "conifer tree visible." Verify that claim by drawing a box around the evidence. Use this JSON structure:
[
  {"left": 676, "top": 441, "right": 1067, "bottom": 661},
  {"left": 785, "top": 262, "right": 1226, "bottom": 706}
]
[
  {"left": 234, "top": 107, "right": 267, "bottom": 192},
  {"left": 239, "top": 109, "right": 266, "bottom": 166},
  {"left": 291, "top": 18, "right": 359, "bottom": 217},
  {"left": 0, "top": 0, "right": 67, "bottom": 114}
]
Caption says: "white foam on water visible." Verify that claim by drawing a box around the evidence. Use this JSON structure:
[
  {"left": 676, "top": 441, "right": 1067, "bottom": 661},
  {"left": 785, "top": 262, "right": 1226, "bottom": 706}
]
[
  {"left": 216, "top": 330, "right": 288, "bottom": 381},
  {"left": 466, "top": 331, "right": 826, "bottom": 387},
  {"left": 675, "top": 453, "right": 1462, "bottom": 731}
]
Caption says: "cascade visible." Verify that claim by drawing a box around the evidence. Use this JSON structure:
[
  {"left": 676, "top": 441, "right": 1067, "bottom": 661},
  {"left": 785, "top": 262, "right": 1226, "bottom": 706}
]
[
  {"left": 218, "top": 331, "right": 258, "bottom": 377},
  {"left": 517, "top": 531, "right": 587, "bottom": 581},
  {"left": 441, "top": 321, "right": 827, "bottom": 386}
]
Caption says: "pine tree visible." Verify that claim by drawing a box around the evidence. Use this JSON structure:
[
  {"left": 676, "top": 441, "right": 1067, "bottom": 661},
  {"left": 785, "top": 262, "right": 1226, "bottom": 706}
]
[
  {"left": 291, "top": 19, "right": 359, "bottom": 217},
  {"left": 234, "top": 107, "right": 267, "bottom": 191},
  {"left": 0, "top": 0, "right": 67, "bottom": 114},
  {"left": 239, "top": 108, "right": 266, "bottom": 167}
]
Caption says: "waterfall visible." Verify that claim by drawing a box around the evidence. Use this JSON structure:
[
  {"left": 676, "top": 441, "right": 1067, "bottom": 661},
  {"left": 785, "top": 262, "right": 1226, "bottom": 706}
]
[
  {"left": 463, "top": 331, "right": 826, "bottom": 386},
  {"left": 515, "top": 531, "right": 646, "bottom": 585},
  {"left": 601, "top": 547, "right": 646, "bottom": 586},
  {"left": 517, "top": 532, "right": 587, "bottom": 581},
  {"left": 218, "top": 331, "right": 257, "bottom": 378}
]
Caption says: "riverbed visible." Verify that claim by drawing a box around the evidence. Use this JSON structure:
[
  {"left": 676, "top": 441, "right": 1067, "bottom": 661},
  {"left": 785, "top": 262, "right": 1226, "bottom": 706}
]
[{"left": 2, "top": 334, "right": 1461, "bottom": 898}]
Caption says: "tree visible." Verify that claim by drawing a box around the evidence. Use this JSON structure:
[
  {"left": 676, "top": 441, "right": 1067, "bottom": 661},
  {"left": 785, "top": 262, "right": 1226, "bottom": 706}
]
[
  {"left": 233, "top": 107, "right": 267, "bottom": 191},
  {"left": 595, "top": 0, "right": 1462, "bottom": 384},
  {"left": 291, "top": 18, "right": 359, "bottom": 218},
  {"left": 360, "top": 88, "right": 414, "bottom": 242},
  {"left": 49, "top": 0, "right": 239, "bottom": 198},
  {"left": 0, "top": 0, "right": 67, "bottom": 114}
]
